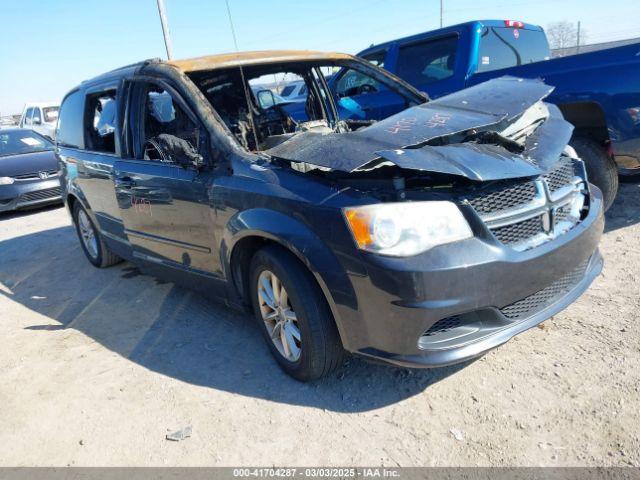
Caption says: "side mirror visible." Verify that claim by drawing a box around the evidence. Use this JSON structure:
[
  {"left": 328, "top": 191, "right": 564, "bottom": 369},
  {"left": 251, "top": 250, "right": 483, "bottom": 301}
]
[
  {"left": 257, "top": 89, "right": 276, "bottom": 109},
  {"left": 32, "top": 117, "right": 42, "bottom": 125}
]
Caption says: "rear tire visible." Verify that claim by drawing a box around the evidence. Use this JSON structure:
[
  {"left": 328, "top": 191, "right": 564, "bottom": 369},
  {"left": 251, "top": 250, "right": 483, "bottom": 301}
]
[
  {"left": 570, "top": 136, "right": 618, "bottom": 211},
  {"left": 249, "top": 245, "right": 345, "bottom": 381},
  {"left": 73, "top": 202, "right": 122, "bottom": 268}
]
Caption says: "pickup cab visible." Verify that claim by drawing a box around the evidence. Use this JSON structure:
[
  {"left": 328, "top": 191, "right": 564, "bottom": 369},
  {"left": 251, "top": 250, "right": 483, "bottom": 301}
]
[
  {"left": 350, "top": 20, "right": 640, "bottom": 210},
  {"left": 19, "top": 102, "right": 60, "bottom": 140}
]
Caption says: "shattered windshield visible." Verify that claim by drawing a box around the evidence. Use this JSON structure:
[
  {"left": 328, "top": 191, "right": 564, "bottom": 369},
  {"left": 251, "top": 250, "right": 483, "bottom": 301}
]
[{"left": 188, "top": 60, "right": 423, "bottom": 152}]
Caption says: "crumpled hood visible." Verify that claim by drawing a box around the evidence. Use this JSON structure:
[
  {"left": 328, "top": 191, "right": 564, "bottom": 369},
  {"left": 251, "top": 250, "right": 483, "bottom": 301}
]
[{"left": 265, "top": 76, "right": 574, "bottom": 181}]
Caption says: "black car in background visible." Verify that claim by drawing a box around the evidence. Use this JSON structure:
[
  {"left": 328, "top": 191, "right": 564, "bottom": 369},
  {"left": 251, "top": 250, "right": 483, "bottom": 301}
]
[
  {"left": 0, "top": 128, "right": 62, "bottom": 212},
  {"left": 57, "top": 52, "right": 603, "bottom": 381}
]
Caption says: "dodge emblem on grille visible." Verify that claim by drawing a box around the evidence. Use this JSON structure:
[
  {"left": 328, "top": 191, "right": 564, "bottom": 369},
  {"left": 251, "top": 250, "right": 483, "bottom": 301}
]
[
  {"left": 38, "top": 171, "right": 49, "bottom": 179},
  {"left": 472, "top": 159, "right": 587, "bottom": 252}
]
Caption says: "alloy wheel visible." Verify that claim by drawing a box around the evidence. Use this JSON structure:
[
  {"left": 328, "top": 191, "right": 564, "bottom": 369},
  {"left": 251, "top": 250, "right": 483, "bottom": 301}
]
[
  {"left": 257, "top": 270, "right": 302, "bottom": 362},
  {"left": 77, "top": 209, "right": 98, "bottom": 260}
]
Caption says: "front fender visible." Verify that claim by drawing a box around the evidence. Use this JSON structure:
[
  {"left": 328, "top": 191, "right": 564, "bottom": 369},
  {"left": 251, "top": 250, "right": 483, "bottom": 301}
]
[{"left": 222, "top": 208, "right": 357, "bottom": 347}]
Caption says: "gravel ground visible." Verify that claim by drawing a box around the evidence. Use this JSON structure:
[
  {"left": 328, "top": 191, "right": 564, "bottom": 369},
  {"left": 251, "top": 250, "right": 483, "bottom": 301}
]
[{"left": 0, "top": 184, "right": 638, "bottom": 467}]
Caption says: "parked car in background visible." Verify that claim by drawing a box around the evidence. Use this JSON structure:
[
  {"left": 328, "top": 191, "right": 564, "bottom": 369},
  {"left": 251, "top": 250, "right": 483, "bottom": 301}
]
[
  {"left": 0, "top": 116, "right": 18, "bottom": 128},
  {"left": 58, "top": 51, "right": 602, "bottom": 381},
  {"left": 19, "top": 102, "right": 60, "bottom": 140},
  {"left": 251, "top": 85, "right": 308, "bottom": 121},
  {"left": 353, "top": 19, "right": 640, "bottom": 210},
  {"left": 278, "top": 80, "right": 307, "bottom": 102},
  {"left": 0, "top": 128, "right": 62, "bottom": 212}
]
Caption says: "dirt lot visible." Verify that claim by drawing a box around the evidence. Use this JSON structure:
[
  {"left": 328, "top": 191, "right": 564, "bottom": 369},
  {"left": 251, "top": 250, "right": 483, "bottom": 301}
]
[{"left": 0, "top": 184, "right": 638, "bottom": 467}]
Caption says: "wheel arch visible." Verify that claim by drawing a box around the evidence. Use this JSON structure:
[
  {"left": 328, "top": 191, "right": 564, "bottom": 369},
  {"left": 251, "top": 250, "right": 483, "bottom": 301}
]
[
  {"left": 557, "top": 101, "right": 610, "bottom": 145},
  {"left": 66, "top": 192, "right": 78, "bottom": 215},
  {"left": 223, "top": 208, "right": 356, "bottom": 347},
  {"left": 65, "top": 190, "right": 97, "bottom": 224}
]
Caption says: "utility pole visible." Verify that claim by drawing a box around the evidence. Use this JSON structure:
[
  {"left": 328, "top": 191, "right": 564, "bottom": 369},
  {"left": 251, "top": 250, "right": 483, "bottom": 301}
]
[
  {"left": 440, "top": 0, "right": 443, "bottom": 28},
  {"left": 576, "top": 21, "right": 581, "bottom": 53},
  {"left": 156, "top": 0, "right": 174, "bottom": 60}
]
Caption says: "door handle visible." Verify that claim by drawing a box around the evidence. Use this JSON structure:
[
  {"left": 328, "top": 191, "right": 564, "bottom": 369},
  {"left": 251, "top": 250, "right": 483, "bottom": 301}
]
[{"left": 115, "top": 176, "right": 136, "bottom": 189}]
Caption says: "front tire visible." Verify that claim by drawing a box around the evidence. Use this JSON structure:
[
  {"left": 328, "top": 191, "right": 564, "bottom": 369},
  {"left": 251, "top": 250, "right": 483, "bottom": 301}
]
[
  {"left": 73, "top": 203, "right": 122, "bottom": 268},
  {"left": 249, "top": 245, "right": 344, "bottom": 381},
  {"left": 570, "top": 136, "right": 618, "bottom": 211}
]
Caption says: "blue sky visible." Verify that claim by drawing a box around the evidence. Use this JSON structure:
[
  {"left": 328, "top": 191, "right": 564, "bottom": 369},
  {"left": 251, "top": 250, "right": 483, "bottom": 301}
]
[{"left": 0, "top": 0, "right": 637, "bottom": 114}]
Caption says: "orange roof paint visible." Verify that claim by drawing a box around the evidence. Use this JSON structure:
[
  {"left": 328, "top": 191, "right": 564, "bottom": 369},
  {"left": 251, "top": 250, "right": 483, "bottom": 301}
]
[{"left": 167, "top": 50, "right": 355, "bottom": 72}]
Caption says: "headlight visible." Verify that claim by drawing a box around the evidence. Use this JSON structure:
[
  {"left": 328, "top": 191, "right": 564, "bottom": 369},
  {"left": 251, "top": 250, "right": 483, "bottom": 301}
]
[
  {"left": 343, "top": 201, "right": 473, "bottom": 257},
  {"left": 0, "top": 177, "right": 15, "bottom": 185}
]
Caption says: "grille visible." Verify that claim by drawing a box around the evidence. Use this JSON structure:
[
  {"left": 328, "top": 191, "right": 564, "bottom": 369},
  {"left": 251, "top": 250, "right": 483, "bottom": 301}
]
[
  {"left": 19, "top": 187, "right": 62, "bottom": 203},
  {"left": 500, "top": 260, "right": 589, "bottom": 320},
  {"left": 466, "top": 181, "right": 537, "bottom": 215},
  {"left": 491, "top": 215, "right": 544, "bottom": 246},
  {"left": 423, "top": 316, "right": 462, "bottom": 337},
  {"left": 14, "top": 170, "right": 58, "bottom": 180},
  {"left": 554, "top": 204, "right": 571, "bottom": 225},
  {"left": 464, "top": 158, "right": 586, "bottom": 250},
  {"left": 543, "top": 158, "right": 577, "bottom": 194}
]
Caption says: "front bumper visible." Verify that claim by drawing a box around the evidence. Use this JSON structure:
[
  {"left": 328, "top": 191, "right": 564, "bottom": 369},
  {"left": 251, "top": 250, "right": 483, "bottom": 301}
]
[
  {"left": 339, "top": 186, "right": 604, "bottom": 368},
  {"left": 0, "top": 178, "right": 62, "bottom": 212}
]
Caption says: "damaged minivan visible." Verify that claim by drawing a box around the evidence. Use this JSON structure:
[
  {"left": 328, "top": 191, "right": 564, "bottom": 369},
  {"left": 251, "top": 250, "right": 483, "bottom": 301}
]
[{"left": 57, "top": 51, "right": 604, "bottom": 381}]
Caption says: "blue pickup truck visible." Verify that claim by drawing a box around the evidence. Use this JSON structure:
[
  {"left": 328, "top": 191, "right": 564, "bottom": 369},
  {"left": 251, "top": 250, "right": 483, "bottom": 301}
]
[{"left": 335, "top": 20, "right": 640, "bottom": 209}]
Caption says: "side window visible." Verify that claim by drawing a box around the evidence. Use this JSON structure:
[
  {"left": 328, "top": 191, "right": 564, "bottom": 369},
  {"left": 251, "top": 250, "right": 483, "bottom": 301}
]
[
  {"left": 23, "top": 108, "right": 33, "bottom": 125},
  {"left": 138, "top": 85, "right": 200, "bottom": 164},
  {"left": 335, "top": 68, "right": 383, "bottom": 98},
  {"left": 84, "top": 90, "right": 117, "bottom": 153},
  {"left": 279, "top": 85, "right": 295, "bottom": 97},
  {"left": 43, "top": 107, "right": 59, "bottom": 123},
  {"left": 32, "top": 108, "right": 42, "bottom": 124},
  {"left": 362, "top": 49, "right": 387, "bottom": 69},
  {"left": 56, "top": 91, "right": 85, "bottom": 149},
  {"left": 396, "top": 35, "right": 458, "bottom": 85},
  {"left": 333, "top": 66, "right": 409, "bottom": 121}
]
